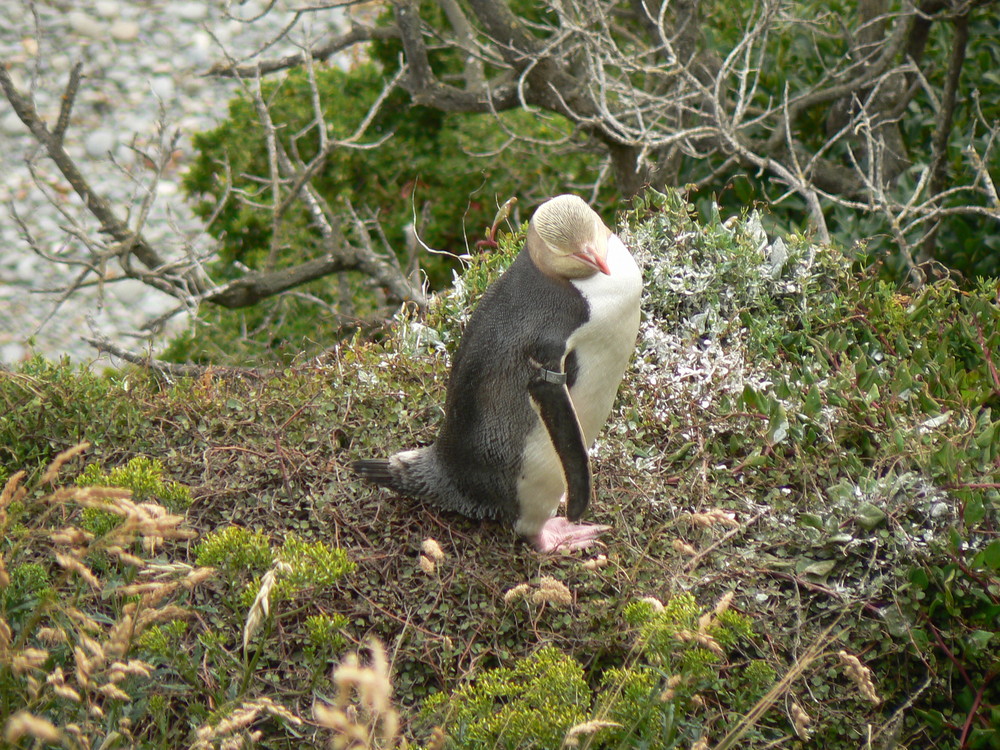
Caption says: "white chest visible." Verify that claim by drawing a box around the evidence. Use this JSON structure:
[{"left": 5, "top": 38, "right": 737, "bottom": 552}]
[
  {"left": 566, "top": 233, "right": 642, "bottom": 443},
  {"left": 514, "top": 233, "right": 642, "bottom": 536}
]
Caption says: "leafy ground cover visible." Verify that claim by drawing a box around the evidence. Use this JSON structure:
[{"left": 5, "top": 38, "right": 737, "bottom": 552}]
[{"left": 1, "top": 189, "right": 998, "bottom": 748}]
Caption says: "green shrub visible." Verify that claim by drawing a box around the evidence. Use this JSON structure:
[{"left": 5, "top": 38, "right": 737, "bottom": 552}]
[
  {"left": 194, "top": 526, "right": 274, "bottom": 576},
  {"left": 426, "top": 594, "right": 775, "bottom": 748}
]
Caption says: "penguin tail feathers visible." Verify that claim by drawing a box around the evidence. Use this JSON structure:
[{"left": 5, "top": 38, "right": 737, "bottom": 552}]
[{"left": 352, "top": 458, "right": 397, "bottom": 488}]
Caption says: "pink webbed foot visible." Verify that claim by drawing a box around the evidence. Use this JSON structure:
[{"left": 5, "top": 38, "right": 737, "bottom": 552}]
[{"left": 533, "top": 517, "right": 611, "bottom": 553}]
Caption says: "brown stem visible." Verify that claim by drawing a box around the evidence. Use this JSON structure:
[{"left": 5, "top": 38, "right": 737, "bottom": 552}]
[
  {"left": 919, "top": 12, "right": 970, "bottom": 262},
  {"left": 0, "top": 64, "right": 207, "bottom": 299}
]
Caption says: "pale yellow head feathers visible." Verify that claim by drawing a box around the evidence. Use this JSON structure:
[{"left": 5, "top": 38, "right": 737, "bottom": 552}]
[{"left": 527, "top": 195, "right": 612, "bottom": 280}]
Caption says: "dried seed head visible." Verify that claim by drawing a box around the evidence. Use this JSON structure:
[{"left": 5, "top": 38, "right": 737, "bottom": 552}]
[
  {"left": 318, "top": 640, "right": 398, "bottom": 749},
  {"left": 639, "top": 596, "right": 665, "bottom": 612},
  {"left": 714, "top": 591, "right": 735, "bottom": 615},
  {"left": 52, "top": 684, "right": 82, "bottom": 702},
  {"left": 421, "top": 538, "right": 446, "bottom": 561},
  {"left": 1, "top": 470, "right": 27, "bottom": 511},
  {"left": 838, "top": 650, "right": 881, "bottom": 704},
  {"left": 503, "top": 584, "right": 531, "bottom": 604},
  {"left": 37, "top": 627, "right": 68, "bottom": 645},
  {"left": 50, "top": 527, "right": 93, "bottom": 546},
  {"left": 563, "top": 719, "right": 621, "bottom": 746},
  {"left": 4, "top": 711, "right": 62, "bottom": 744},
  {"left": 183, "top": 567, "right": 216, "bottom": 588},
  {"left": 790, "top": 701, "right": 812, "bottom": 739},
  {"left": 55, "top": 553, "right": 101, "bottom": 590},
  {"left": 686, "top": 509, "right": 740, "bottom": 528},
  {"left": 243, "top": 564, "right": 290, "bottom": 652},
  {"left": 697, "top": 612, "right": 713, "bottom": 633},
  {"left": 671, "top": 539, "right": 697, "bottom": 556},
  {"left": 418, "top": 555, "right": 436, "bottom": 575},
  {"left": 693, "top": 632, "right": 725, "bottom": 657},
  {"left": 40, "top": 442, "right": 90, "bottom": 486},
  {"left": 532, "top": 576, "right": 572, "bottom": 606},
  {"left": 12, "top": 648, "right": 49, "bottom": 674}
]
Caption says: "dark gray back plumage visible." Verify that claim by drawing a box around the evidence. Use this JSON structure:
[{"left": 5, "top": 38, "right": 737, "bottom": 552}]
[{"left": 354, "top": 249, "right": 588, "bottom": 523}]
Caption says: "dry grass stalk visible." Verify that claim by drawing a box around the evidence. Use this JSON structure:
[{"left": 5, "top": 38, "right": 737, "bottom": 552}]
[
  {"left": 244, "top": 561, "right": 292, "bottom": 651},
  {"left": 50, "top": 527, "right": 93, "bottom": 545},
  {"left": 562, "top": 719, "right": 621, "bottom": 747},
  {"left": 838, "top": 650, "right": 881, "bottom": 704},
  {"left": 685, "top": 509, "right": 740, "bottom": 529},
  {"left": 55, "top": 552, "right": 101, "bottom": 589},
  {"left": 712, "top": 619, "right": 843, "bottom": 750},
  {"left": 12, "top": 647, "right": 49, "bottom": 674},
  {"left": 315, "top": 639, "right": 403, "bottom": 749},
  {"left": 1, "top": 469, "right": 27, "bottom": 512},
  {"left": 192, "top": 696, "right": 303, "bottom": 750},
  {"left": 4, "top": 710, "right": 62, "bottom": 744},
  {"left": 790, "top": 701, "right": 812, "bottom": 739},
  {"left": 40, "top": 442, "right": 91, "bottom": 486},
  {"left": 671, "top": 539, "right": 698, "bottom": 556}
]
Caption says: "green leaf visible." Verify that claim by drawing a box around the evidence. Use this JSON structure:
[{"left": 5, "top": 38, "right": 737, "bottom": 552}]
[
  {"left": 972, "top": 540, "right": 1000, "bottom": 571},
  {"left": 768, "top": 403, "right": 789, "bottom": 445},
  {"left": 964, "top": 493, "right": 985, "bottom": 526},
  {"left": 856, "top": 503, "right": 886, "bottom": 530},
  {"left": 797, "top": 559, "right": 836, "bottom": 577},
  {"left": 798, "top": 513, "right": 825, "bottom": 530},
  {"left": 802, "top": 385, "right": 822, "bottom": 417},
  {"left": 742, "top": 385, "right": 763, "bottom": 412},
  {"left": 967, "top": 629, "right": 994, "bottom": 654}
]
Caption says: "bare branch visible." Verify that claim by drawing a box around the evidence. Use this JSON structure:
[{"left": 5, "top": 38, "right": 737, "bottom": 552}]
[
  {"left": 206, "top": 23, "right": 401, "bottom": 78},
  {"left": 919, "top": 10, "right": 970, "bottom": 261},
  {"left": 0, "top": 64, "right": 210, "bottom": 299},
  {"left": 52, "top": 62, "right": 83, "bottom": 145}
]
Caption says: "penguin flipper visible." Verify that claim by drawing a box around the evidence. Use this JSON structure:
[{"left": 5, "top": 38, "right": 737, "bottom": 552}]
[{"left": 526, "top": 360, "right": 592, "bottom": 521}]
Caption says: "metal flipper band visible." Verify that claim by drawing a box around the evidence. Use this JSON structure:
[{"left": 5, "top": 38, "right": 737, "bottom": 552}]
[{"left": 538, "top": 367, "right": 567, "bottom": 385}]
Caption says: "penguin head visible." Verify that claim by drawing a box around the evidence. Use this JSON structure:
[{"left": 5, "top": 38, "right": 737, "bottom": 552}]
[{"left": 527, "top": 195, "right": 612, "bottom": 280}]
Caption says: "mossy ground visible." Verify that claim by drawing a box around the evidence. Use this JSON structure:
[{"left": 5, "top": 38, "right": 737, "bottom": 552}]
[{"left": 1, "top": 190, "right": 998, "bottom": 748}]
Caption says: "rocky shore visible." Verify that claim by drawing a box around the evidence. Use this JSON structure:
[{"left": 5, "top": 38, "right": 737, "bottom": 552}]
[{"left": 1, "top": 0, "right": 339, "bottom": 365}]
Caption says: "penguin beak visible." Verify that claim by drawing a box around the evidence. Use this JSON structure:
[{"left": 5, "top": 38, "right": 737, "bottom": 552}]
[{"left": 573, "top": 246, "right": 612, "bottom": 275}]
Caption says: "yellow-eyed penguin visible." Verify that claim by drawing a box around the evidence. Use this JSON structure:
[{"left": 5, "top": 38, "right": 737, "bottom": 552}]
[{"left": 354, "top": 195, "right": 642, "bottom": 551}]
